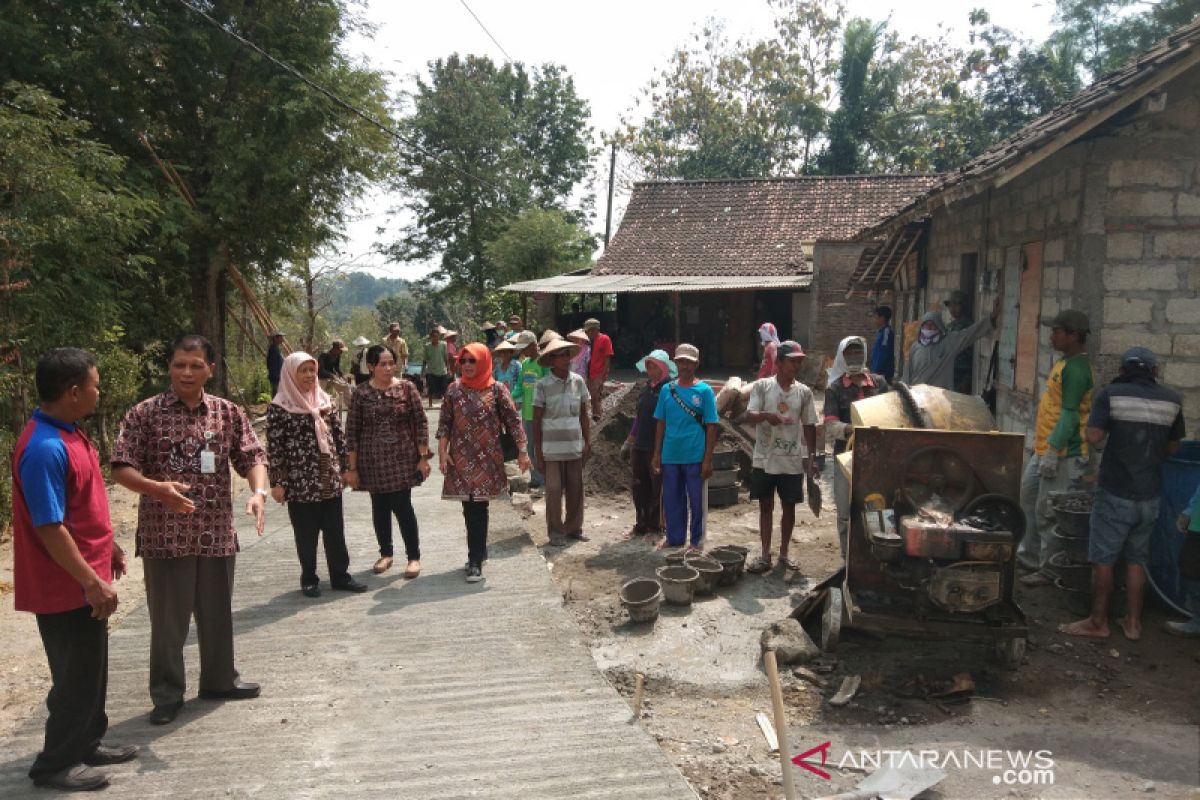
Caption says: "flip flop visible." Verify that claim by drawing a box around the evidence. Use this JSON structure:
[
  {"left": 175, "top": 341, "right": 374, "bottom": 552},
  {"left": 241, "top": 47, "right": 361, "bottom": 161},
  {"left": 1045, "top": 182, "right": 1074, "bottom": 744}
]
[{"left": 782, "top": 557, "right": 801, "bottom": 572}]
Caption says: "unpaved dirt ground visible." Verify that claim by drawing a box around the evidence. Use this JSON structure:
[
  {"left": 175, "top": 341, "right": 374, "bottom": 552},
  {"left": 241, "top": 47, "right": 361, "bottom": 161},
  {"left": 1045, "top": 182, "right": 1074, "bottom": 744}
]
[{"left": 529, "top": 451, "right": 1200, "bottom": 800}]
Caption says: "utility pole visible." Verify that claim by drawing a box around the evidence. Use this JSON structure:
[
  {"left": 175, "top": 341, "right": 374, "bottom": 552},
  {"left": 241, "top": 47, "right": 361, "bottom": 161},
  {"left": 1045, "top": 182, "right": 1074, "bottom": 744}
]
[{"left": 604, "top": 141, "right": 617, "bottom": 247}]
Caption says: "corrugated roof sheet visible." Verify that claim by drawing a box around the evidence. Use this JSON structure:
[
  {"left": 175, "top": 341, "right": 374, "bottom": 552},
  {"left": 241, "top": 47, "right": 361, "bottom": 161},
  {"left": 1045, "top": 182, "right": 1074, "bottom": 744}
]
[
  {"left": 502, "top": 272, "right": 813, "bottom": 294},
  {"left": 594, "top": 175, "right": 940, "bottom": 278}
]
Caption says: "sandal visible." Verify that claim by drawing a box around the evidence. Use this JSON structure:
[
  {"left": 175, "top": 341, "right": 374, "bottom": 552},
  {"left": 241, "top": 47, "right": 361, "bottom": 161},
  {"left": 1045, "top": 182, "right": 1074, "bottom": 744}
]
[
  {"left": 781, "top": 556, "right": 801, "bottom": 572},
  {"left": 403, "top": 560, "right": 421, "bottom": 579},
  {"left": 620, "top": 527, "right": 644, "bottom": 541},
  {"left": 372, "top": 556, "right": 393, "bottom": 574},
  {"left": 747, "top": 555, "right": 773, "bottom": 574}
]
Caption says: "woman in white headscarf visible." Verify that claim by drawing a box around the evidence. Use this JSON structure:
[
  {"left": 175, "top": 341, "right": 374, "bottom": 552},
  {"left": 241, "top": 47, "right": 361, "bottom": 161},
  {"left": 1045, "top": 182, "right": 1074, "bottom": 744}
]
[
  {"left": 267, "top": 352, "right": 367, "bottom": 597},
  {"left": 757, "top": 322, "right": 780, "bottom": 379},
  {"left": 823, "top": 336, "right": 890, "bottom": 555}
]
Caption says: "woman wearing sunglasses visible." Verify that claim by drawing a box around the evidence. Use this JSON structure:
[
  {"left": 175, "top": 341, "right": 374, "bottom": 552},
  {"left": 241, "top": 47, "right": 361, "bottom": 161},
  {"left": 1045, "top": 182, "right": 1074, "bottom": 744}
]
[{"left": 437, "top": 343, "right": 531, "bottom": 582}]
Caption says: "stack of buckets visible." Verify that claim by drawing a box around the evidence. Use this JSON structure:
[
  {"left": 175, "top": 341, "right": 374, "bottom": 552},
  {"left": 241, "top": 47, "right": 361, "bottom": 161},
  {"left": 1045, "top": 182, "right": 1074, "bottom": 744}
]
[
  {"left": 618, "top": 546, "right": 747, "bottom": 624},
  {"left": 1047, "top": 490, "right": 1094, "bottom": 614}
]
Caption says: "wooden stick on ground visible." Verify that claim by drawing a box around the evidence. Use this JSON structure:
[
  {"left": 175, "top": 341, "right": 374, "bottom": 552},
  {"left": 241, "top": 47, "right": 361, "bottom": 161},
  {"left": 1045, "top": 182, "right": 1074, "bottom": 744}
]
[
  {"left": 632, "top": 672, "right": 645, "bottom": 719},
  {"left": 763, "top": 649, "right": 798, "bottom": 800}
]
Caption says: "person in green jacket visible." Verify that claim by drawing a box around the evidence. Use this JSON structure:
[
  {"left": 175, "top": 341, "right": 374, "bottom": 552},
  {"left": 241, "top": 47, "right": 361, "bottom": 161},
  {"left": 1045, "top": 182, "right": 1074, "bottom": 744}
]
[{"left": 513, "top": 330, "right": 544, "bottom": 491}]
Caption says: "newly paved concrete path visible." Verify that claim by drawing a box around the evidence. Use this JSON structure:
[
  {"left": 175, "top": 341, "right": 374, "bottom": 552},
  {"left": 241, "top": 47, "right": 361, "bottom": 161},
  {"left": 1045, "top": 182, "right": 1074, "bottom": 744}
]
[{"left": 0, "top": 424, "right": 696, "bottom": 798}]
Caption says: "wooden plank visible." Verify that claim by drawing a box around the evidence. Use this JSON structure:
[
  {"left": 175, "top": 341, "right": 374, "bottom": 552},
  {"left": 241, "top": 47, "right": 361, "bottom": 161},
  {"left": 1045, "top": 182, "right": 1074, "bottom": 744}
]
[{"left": 1014, "top": 242, "right": 1043, "bottom": 395}]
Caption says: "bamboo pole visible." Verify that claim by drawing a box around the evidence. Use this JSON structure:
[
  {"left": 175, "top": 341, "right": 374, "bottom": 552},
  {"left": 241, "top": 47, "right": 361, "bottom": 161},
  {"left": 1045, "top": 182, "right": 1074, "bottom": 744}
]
[{"left": 763, "top": 649, "right": 798, "bottom": 800}]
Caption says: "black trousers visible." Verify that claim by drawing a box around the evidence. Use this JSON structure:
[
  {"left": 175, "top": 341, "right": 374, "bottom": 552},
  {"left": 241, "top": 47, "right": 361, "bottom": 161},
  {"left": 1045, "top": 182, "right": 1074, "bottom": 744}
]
[
  {"left": 462, "top": 500, "right": 489, "bottom": 565},
  {"left": 370, "top": 490, "right": 420, "bottom": 560},
  {"left": 287, "top": 496, "right": 351, "bottom": 587},
  {"left": 30, "top": 605, "right": 108, "bottom": 779},
  {"left": 630, "top": 448, "right": 664, "bottom": 534}
]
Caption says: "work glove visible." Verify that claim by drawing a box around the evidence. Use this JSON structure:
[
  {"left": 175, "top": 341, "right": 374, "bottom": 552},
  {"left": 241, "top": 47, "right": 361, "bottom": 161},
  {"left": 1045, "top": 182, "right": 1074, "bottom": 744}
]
[
  {"left": 620, "top": 440, "right": 632, "bottom": 463},
  {"left": 1038, "top": 450, "right": 1059, "bottom": 479},
  {"left": 1178, "top": 513, "right": 1192, "bottom": 533}
]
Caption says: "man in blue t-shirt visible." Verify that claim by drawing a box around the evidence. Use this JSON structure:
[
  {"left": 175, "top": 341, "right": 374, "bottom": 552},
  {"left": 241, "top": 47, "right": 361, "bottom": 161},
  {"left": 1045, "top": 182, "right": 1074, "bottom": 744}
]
[
  {"left": 652, "top": 343, "right": 718, "bottom": 549},
  {"left": 869, "top": 306, "right": 895, "bottom": 382},
  {"left": 1059, "top": 347, "right": 1184, "bottom": 642}
]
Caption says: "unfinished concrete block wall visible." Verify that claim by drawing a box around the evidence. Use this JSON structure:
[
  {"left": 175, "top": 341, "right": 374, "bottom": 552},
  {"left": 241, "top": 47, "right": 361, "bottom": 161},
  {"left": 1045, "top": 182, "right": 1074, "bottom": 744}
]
[{"left": 811, "top": 242, "right": 879, "bottom": 363}]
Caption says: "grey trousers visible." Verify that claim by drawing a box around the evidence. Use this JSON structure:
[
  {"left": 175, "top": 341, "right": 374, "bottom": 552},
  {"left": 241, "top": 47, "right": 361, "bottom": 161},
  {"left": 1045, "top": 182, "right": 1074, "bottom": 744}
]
[
  {"left": 1016, "top": 453, "right": 1088, "bottom": 572},
  {"left": 143, "top": 555, "right": 239, "bottom": 706}
]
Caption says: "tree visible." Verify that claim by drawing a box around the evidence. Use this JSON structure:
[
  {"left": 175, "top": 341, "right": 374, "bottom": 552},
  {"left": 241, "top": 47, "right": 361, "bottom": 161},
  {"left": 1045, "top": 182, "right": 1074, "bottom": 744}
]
[
  {"left": 484, "top": 208, "right": 594, "bottom": 285},
  {"left": 0, "top": 0, "right": 394, "bottom": 392},
  {"left": 819, "top": 18, "right": 890, "bottom": 174},
  {"left": 388, "top": 55, "right": 592, "bottom": 294},
  {"left": 1051, "top": 0, "right": 1200, "bottom": 79},
  {"left": 0, "top": 82, "right": 158, "bottom": 429}
]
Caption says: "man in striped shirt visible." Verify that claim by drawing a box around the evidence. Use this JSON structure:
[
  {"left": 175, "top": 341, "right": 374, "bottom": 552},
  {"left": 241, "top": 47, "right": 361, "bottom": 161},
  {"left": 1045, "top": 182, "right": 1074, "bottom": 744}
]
[
  {"left": 1060, "top": 347, "right": 1184, "bottom": 641},
  {"left": 533, "top": 338, "right": 591, "bottom": 546}
]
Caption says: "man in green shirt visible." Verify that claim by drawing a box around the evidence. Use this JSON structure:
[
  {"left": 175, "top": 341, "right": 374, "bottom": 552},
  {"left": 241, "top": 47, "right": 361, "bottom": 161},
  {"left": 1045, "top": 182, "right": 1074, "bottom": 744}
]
[
  {"left": 421, "top": 326, "right": 449, "bottom": 409},
  {"left": 513, "top": 330, "right": 544, "bottom": 491},
  {"left": 1018, "top": 310, "right": 1094, "bottom": 587}
]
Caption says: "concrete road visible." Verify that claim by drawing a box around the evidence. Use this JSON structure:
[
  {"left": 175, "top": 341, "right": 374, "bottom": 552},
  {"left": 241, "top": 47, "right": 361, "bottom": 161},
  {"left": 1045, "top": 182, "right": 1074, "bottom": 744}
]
[{"left": 0, "top": 426, "right": 696, "bottom": 798}]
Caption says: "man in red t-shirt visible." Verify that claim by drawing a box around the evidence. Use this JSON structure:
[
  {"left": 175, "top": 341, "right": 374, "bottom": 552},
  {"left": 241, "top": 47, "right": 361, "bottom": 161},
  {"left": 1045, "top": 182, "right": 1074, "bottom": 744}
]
[
  {"left": 13, "top": 348, "right": 135, "bottom": 791},
  {"left": 584, "top": 318, "right": 613, "bottom": 421}
]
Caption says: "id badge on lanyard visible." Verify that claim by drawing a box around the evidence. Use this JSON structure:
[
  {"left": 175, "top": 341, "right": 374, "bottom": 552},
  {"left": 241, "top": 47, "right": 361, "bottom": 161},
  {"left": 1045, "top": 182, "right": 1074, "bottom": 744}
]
[{"left": 200, "top": 430, "right": 217, "bottom": 474}]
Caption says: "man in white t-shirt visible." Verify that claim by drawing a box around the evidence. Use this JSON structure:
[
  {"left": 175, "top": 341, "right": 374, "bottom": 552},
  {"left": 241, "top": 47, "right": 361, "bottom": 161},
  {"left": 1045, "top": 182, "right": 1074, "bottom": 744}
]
[{"left": 742, "top": 341, "right": 818, "bottom": 573}]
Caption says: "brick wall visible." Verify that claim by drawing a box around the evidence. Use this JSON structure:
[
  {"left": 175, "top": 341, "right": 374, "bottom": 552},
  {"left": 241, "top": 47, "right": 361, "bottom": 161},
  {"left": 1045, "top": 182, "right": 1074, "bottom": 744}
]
[
  {"left": 918, "top": 66, "right": 1200, "bottom": 443},
  {"left": 811, "top": 242, "right": 881, "bottom": 361}
]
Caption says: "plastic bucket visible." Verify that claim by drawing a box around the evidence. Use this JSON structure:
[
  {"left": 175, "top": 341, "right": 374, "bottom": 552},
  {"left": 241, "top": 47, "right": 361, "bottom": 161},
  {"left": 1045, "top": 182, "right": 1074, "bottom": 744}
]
[
  {"left": 708, "top": 548, "right": 746, "bottom": 585},
  {"left": 1048, "top": 551, "right": 1091, "bottom": 594},
  {"left": 712, "top": 449, "right": 738, "bottom": 471},
  {"left": 684, "top": 554, "right": 723, "bottom": 595},
  {"left": 1151, "top": 440, "right": 1200, "bottom": 616},
  {"left": 664, "top": 550, "right": 688, "bottom": 567},
  {"left": 656, "top": 565, "right": 699, "bottom": 605},
  {"left": 1050, "top": 491, "right": 1093, "bottom": 539},
  {"left": 1049, "top": 526, "right": 1089, "bottom": 564},
  {"left": 620, "top": 578, "right": 663, "bottom": 623}
]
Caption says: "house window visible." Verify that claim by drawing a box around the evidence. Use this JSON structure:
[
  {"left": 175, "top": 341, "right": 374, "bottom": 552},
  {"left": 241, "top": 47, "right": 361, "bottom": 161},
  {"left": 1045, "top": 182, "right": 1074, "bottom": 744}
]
[{"left": 998, "top": 242, "right": 1043, "bottom": 393}]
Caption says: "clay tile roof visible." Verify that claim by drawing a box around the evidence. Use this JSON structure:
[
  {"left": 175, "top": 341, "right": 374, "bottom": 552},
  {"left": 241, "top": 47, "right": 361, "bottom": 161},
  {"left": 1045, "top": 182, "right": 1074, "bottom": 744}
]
[{"left": 593, "top": 175, "right": 941, "bottom": 278}]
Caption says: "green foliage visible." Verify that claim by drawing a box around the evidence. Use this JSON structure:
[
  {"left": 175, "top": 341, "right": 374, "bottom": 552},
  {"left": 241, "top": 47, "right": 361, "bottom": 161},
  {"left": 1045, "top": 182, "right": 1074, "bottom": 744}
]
[
  {"left": 1051, "top": 0, "right": 1200, "bottom": 79},
  {"left": 0, "top": 0, "right": 395, "bottom": 390},
  {"left": 388, "top": 55, "right": 593, "bottom": 293},
  {"left": 484, "top": 208, "right": 593, "bottom": 285}
]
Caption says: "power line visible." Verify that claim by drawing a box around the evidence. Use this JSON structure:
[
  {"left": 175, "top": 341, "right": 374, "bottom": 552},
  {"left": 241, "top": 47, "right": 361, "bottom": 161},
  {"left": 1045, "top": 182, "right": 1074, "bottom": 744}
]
[
  {"left": 458, "top": 0, "right": 514, "bottom": 63},
  {"left": 170, "top": 0, "right": 503, "bottom": 194}
]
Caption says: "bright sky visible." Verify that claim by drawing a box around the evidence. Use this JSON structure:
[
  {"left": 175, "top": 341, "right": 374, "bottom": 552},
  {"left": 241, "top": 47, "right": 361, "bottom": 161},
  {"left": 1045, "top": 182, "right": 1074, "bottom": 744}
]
[{"left": 336, "top": 0, "right": 1057, "bottom": 280}]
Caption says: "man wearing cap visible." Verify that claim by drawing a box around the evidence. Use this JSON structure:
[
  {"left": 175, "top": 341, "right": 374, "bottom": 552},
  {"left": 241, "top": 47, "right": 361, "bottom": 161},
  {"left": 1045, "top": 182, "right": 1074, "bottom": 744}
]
[
  {"left": 743, "top": 341, "right": 819, "bottom": 573},
  {"left": 1061, "top": 347, "right": 1184, "bottom": 640},
  {"left": 317, "top": 339, "right": 351, "bottom": 411},
  {"left": 383, "top": 322, "right": 409, "bottom": 373},
  {"left": 869, "top": 306, "right": 895, "bottom": 382},
  {"left": 506, "top": 315, "right": 524, "bottom": 340},
  {"left": 945, "top": 291, "right": 974, "bottom": 393},
  {"left": 514, "top": 330, "right": 545, "bottom": 492},
  {"left": 481, "top": 321, "right": 499, "bottom": 349},
  {"left": 421, "top": 326, "right": 449, "bottom": 408},
  {"left": 266, "top": 331, "right": 284, "bottom": 397},
  {"left": 533, "top": 338, "right": 592, "bottom": 546},
  {"left": 584, "top": 318, "right": 614, "bottom": 422},
  {"left": 652, "top": 344, "right": 719, "bottom": 551},
  {"left": 1017, "top": 309, "right": 1095, "bottom": 586}
]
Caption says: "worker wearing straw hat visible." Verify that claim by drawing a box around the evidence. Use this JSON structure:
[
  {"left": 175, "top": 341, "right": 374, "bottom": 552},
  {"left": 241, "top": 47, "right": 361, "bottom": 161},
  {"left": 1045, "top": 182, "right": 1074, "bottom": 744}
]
[{"left": 533, "top": 338, "right": 591, "bottom": 546}]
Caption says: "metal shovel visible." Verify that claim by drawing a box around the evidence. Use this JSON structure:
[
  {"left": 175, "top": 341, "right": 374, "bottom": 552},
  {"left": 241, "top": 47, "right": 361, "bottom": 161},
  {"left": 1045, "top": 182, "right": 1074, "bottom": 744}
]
[{"left": 812, "top": 764, "right": 946, "bottom": 800}]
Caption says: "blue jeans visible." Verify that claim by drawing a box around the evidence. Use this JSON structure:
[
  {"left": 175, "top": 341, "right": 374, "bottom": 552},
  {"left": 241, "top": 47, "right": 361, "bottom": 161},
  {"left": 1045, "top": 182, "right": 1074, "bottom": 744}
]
[
  {"left": 662, "top": 462, "right": 705, "bottom": 547},
  {"left": 1088, "top": 486, "right": 1158, "bottom": 565}
]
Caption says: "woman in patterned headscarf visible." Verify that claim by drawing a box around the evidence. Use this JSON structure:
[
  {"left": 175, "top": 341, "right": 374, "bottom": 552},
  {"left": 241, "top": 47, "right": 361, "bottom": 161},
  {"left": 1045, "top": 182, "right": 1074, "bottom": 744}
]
[{"left": 437, "top": 343, "right": 530, "bottom": 583}]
